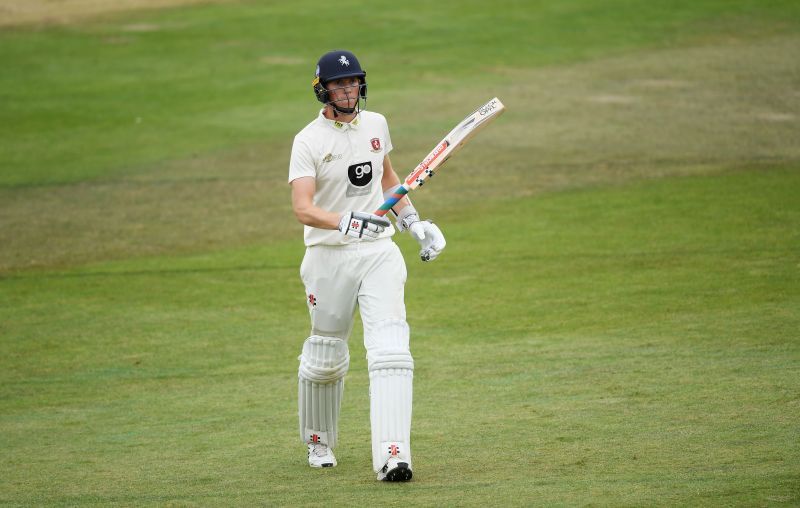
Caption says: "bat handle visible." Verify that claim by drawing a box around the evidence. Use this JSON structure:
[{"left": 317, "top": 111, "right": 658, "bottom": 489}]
[{"left": 374, "top": 184, "right": 410, "bottom": 217}]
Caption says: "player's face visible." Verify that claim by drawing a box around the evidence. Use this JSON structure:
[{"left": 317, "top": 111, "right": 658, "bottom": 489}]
[{"left": 326, "top": 77, "right": 360, "bottom": 110}]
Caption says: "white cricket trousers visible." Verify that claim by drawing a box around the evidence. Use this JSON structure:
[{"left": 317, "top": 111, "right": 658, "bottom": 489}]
[{"left": 300, "top": 237, "right": 407, "bottom": 340}]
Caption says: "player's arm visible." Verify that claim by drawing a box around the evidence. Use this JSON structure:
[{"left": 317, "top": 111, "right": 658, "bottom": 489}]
[
  {"left": 380, "top": 155, "right": 446, "bottom": 261},
  {"left": 291, "top": 176, "right": 340, "bottom": 230},
  {"left": 291, "top": 176, "right": 390, "bottom": 239}
]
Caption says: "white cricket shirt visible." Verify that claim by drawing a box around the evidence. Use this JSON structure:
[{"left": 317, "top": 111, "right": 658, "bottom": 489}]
[{"left": 289, "top": 109, "right": 396, "bottom": 246}]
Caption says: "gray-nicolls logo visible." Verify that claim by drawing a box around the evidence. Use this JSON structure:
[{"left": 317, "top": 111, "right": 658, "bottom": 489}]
[{"left": 338, "top": 55, "right": 350, "bottom": 67}]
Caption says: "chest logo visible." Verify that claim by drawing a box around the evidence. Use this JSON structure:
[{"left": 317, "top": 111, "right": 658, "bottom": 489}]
[
  {"left": 348, "top": 161, "right": 373, "bottom": 187},
  {"left": 322, "top": 153, "right": 343, "bottom": 163},
  {"left": 370, "top": 138, "right": 382, "bottom": 152}
]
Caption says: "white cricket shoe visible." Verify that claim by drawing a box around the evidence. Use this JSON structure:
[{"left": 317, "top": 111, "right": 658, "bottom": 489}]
[
  {"left": 307, "top": 443, "right": 337, "bottom": 468},
  {"left": 376, "top": 457, "right": 412, "bottom": 482}
]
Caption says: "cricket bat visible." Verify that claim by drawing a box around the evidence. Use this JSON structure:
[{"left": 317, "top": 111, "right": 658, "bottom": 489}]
[{"left": 374, "top": 97, "right": 506, "bottom": 216}]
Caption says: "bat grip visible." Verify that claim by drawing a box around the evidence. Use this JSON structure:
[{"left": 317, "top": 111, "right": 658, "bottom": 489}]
[{"left": 374, "top": 185, "right": 410, "bottom": 217}]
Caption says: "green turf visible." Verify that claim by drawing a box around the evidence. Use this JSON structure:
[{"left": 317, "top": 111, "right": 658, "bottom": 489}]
[
  {"left": 2, "top": 169, "right": 798, "bottom": 505},
  {"left": 1, "top": 0, "right": 799, "bottom": 187},
  {"left": 1, "top": 0, "right": 799, "bottom": 505}
]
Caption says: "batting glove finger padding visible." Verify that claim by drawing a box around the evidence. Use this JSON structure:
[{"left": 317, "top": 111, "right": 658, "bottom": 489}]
[{"left": 339, "top": 211, "right": 391, "bottom": 240}]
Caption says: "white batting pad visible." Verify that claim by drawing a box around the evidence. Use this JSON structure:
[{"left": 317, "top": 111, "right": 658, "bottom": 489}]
[
  {"left": 298, "top": 336, "right": 350, "bottom": 448},
  {"left": 366, "top": 320, "right": 414, "bottom": 471}
]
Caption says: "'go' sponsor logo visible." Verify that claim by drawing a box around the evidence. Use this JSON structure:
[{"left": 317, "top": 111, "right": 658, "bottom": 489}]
[{"left": 348, "top": 161, "right": 372, "bottom": 186}]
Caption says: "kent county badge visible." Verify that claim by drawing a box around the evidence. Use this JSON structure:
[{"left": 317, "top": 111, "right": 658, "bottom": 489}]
[{"left": 370, "top": 138, "right": 382, "bottom": 153}]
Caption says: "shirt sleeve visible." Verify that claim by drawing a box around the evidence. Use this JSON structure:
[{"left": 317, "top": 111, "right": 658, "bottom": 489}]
[
  {"left": 382, "top": 115, "right": 393, "bottom": 155},
  {"left": 288, "top": 136, "right": 317, "bottom": 183}
]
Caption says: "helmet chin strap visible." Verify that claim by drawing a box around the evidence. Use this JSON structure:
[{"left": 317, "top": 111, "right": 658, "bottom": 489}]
[{"left": 329, "top": 99, "right": 358, "bottom": 118}]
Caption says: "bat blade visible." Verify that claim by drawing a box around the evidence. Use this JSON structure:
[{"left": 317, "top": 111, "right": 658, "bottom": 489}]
[
  {"left": 375, "top": 97, "right": 505, "bottom": 216},
  {"left": 404, "top": 97, "right": 505, "bottom": 190}
]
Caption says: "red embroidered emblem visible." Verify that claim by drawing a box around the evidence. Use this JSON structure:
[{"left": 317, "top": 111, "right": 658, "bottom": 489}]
[
  {"left": 308, "top": 294, "right": 316, "bottom": 307},
  {"left": 370, "top": 138, "right": 381, "bottom": 151}
]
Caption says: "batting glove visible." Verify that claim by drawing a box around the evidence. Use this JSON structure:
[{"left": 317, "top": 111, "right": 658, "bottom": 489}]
[
  {"left": 397, "top": 206, "right": 446, "bottom": 262},
  {"left": 339, "top": 211, "right": 391, "bottom": 240}
]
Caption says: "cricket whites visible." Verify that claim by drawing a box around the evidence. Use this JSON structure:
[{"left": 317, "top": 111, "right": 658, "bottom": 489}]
[{"left": 375, "top": 97, "right": 506, "bottom": 216}]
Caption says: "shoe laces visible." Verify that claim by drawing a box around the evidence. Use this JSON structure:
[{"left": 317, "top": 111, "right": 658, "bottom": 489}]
[{"left": 310, "top": 443, "right": 329, "bottom": 457}]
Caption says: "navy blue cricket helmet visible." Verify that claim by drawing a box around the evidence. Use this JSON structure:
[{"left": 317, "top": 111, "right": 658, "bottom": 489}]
[{"left": 312, "top": 50, "right": 367, "bottom": 107}]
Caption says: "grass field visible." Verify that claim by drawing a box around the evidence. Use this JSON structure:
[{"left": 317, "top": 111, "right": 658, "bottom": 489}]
[{"left": 1, "top": 0, "right": 799, "bottom": 505}]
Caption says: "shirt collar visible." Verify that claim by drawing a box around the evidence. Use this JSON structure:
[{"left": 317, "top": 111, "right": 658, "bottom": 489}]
[{"left": 318, "top": 109, "right": 360, "bottom": 131}]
